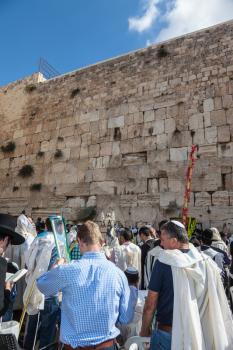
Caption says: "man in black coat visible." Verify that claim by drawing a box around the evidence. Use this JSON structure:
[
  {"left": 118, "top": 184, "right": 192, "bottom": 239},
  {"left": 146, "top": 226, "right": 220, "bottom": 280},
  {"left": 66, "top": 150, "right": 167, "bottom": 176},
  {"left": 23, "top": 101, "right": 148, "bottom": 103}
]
[
  {"left": 0, "top": 213, "right": 25, "bottom": 317},
  {"left": 139, "top": 226, "right": 159, "bottom": 289}
]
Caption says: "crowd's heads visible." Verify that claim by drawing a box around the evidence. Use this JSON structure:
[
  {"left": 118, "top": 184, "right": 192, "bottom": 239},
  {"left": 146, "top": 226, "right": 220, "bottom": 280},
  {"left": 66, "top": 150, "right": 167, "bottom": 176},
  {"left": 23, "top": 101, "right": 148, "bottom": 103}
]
[
  {"left": 189, "top": 236, "right": 201, "bottom": 247},
  {"left": 0, "top": 213, "right": 25, "bottom": 251},
  {"left": 36, "top": 220, "right": 46, "bottom": 233},
  {"left": 124, "top": 267, "right": 139, "bottom": 286},
  {"left": 45, "top": 217, "right": 53, "bottom": 232},
  {"left": 160, "top": 220, "right": 188, "bottom": 249},
  {"left": 139, "top": 226, "right": 151, "bottom": 240},
  {"left": 77, "top": 220, "right": 103, "bottom": 246},
  {"left": 201, "top": 229, "right": 213, "bottom": 246},
  {"left": 209, "top": 227, "right": 221, "bottom": 242},
  {"left": 119, "top": 228, "right": 132, "bottom": 245}
]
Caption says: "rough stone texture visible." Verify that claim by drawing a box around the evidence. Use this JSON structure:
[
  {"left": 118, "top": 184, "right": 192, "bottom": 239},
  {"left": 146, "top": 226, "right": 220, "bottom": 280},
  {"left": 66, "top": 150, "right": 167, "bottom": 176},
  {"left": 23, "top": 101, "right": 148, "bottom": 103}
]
[{"left": 0, "top": 21, "right": 233, "bottom": 229}]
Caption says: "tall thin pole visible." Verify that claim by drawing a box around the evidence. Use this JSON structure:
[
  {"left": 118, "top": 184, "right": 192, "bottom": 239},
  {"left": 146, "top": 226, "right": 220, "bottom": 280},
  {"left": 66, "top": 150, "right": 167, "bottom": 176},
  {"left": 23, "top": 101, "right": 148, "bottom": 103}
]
[{"left": 182, "top": 145, "right": 198, "bottom": 227}]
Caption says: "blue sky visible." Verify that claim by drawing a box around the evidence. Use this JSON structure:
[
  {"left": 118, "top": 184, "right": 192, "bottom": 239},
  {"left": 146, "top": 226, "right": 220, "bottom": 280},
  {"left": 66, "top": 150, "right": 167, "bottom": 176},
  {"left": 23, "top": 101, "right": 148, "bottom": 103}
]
[{"left": 1, "top": 0, "right": 233, "bottom": 86}]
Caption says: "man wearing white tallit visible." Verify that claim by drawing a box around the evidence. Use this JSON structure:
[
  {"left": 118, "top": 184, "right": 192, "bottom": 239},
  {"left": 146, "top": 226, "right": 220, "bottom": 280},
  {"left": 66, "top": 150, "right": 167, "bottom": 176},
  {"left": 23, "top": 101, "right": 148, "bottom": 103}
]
[
  {"left": 5, "top": 210, "right": 36, "bottom": 311},
  {"left": 111, "top": 228, "right": 141, "bottom": 276},
  {"left": 140, "top": 220, "right": 233, "bottom": 350}
]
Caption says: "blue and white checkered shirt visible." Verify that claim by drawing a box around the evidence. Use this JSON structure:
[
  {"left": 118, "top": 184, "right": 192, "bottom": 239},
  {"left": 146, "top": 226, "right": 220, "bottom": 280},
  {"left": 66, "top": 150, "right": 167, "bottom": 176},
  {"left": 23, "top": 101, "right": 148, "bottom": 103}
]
[{"left": 37, "top": 252, "right": 134, "bottom": 348}]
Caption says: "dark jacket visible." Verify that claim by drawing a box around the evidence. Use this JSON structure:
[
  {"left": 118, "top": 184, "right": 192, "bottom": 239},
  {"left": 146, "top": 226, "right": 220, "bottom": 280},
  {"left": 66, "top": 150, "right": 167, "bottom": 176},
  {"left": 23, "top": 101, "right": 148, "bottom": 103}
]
[
  {"left": 141, "top": 238, "right": 160, "bottom": 289},
  {"left": 0, "top": 256, "right": 11, "bottom": 317}
]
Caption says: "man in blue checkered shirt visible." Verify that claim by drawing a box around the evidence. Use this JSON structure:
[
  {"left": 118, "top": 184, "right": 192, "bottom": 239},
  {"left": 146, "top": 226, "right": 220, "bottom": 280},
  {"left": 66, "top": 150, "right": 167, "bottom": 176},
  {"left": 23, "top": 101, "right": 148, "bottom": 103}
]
[{"left": 37, "top": 221, "right": 135, "bottom": 350}]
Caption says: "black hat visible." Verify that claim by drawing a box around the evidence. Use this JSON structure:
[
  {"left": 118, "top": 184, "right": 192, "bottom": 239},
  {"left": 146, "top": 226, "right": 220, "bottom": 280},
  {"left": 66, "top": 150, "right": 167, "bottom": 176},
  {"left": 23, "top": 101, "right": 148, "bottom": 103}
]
[{"left": 0, "top": 213, "right": 25, "bottom": 245}]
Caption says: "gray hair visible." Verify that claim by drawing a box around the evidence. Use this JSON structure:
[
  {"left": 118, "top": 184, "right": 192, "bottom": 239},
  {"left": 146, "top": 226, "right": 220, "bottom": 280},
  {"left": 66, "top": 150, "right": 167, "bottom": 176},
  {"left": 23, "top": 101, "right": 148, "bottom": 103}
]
[{"left": 161, "top": 221, "right": 189, "bottom": 243}]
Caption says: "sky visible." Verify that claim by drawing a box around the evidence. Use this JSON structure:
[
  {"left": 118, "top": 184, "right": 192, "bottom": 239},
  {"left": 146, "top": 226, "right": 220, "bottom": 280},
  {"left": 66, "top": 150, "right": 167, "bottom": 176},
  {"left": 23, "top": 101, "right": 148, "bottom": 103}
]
[{"left": 1, "top": 0, "right": 233, "bottom": 86}]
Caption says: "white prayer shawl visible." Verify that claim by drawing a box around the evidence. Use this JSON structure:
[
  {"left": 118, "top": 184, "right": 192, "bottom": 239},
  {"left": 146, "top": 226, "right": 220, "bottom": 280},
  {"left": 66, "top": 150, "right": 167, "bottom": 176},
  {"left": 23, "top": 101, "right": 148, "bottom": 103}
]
[
  {"left": 113, "top": 242, "right": 141, "bottom": 275},
  {"left": 158, "top": 245, "right": 233, "bottom": 350},
  {"left": 23, "top": 233, "right": 55, "bottom": 315},
  {"left": 144, "top": 245, "right": 163, "bottom": 289}
]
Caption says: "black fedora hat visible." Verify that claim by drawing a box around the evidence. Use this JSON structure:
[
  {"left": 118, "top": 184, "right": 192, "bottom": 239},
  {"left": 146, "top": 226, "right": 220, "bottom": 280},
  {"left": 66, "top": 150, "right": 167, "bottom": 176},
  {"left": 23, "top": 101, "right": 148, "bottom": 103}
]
[{"left": 0, "top": 213, "right": 25, "bottom": 245}]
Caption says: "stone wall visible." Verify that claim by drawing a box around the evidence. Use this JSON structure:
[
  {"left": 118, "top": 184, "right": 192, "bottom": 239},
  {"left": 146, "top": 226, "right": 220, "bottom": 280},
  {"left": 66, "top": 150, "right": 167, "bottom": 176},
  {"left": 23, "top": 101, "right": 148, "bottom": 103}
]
[{"left": 0, "top": 21, "right": 233, "bottom": 230}]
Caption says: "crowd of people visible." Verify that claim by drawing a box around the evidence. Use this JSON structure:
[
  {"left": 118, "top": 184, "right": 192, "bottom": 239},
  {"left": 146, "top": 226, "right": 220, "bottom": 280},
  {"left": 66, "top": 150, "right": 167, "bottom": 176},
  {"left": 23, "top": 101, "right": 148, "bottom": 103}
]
[{"left": 0, "top": 210, "right": 233, "bottom": 350}]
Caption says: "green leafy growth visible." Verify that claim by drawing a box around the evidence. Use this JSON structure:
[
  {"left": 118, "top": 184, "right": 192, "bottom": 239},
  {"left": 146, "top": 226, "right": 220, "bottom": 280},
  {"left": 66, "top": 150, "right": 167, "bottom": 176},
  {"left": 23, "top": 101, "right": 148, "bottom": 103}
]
[
  {"left": 30, "top": 183, "right": 42, "bottom": 191},
  {"left": 25, "top": 84, "right": 37, "bottom": 93},
  {"left": 1, "top": 141, "right": 16, "bottom": 153},
  {"left": 18, "top": 164, "right": 34, "bottom": 178}
]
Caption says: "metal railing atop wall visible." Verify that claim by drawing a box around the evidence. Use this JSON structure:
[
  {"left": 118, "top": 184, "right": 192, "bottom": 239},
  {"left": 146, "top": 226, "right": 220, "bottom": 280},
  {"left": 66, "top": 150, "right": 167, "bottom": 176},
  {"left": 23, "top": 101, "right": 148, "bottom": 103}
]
[{"left": 38, "top": 57, "right": 60, "bottom": 80}]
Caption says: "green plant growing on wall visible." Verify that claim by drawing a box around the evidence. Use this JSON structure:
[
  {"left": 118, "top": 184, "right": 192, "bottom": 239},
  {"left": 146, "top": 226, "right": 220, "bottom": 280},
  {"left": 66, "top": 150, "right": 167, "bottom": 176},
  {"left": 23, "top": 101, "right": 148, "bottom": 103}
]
[
  {"left": 18, "top": 164, "right": 34, "bottom": 178},
  {"left": 12, "top": 186, "right": 19, "bottom": 192},
  {"left": 37, "top": 151, "right": 44, "bottom": 157},
  {"left": 157, "top": 45, "right": 169, "bottom": 58},
  {"left": 30, "top": 183, "right": 42, "bottom": 191},
  {"left": 1, "top": 141, "right": 16, "bottom": 153},
  {"left": 25, "top": 84, "right": 37, "bottom": 93},
  {"left": 54, "top": 149, "right": 63, "bottom": 158},
  {"left": 70, "top": 88, "right": 80, "bottom": 98}
]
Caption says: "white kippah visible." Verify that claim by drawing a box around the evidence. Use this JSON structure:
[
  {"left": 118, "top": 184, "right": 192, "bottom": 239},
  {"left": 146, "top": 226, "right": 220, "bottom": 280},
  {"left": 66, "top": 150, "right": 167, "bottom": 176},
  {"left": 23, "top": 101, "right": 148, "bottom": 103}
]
[
  {"left": 125, "top": 267, "right": 139, "bottom": 275},
  {"left": 170, "top": 220, "right": 185, "bottom": 229}
]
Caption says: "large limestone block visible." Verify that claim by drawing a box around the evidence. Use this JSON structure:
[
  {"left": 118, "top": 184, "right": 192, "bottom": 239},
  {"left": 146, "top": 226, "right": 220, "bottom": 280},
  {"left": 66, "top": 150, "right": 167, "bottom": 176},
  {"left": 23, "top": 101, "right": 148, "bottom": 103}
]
[
  {"left": 168, "top": 179, "right": 183, "bottom": 193},
  {"left": 218, "top": 142, "right": 233, "bottom": 157},
  {"left": 203, "top": 98, "right": 214, "bottom": 112},
  {"left": 117, "top": 179, "right": 147, "bottom": 195},
  {"left": 93, "top": 168, "right": 107, "bottom": 181},
  {"left": 79, "top": 111, "right": 100, "bottom": 124},
  {"left": 198, "top": 144, "right": 217, "bottom": 158},
  {"left": 212, "top": 191, "right": 229, "bottom": 206},
  {"left": 100, "top": 142, "right": 112, "bottom": 156},
  {"left": 170, "top": 131, "right": 192, "bottom": 148},
  {"left": 152, "top": 120, "right": 165, "bottom": 135},
  {"left": 148, "top": 178, "right": 159, "bottom": 194},
  {"left": 59, "top": 126, "right": 75, "bottom": 138},
  {"left": 189, "top": 114, "right": 204, "bottom": 130},
  {"left": 192, "top": 172, "right": 222, "bottom": 192},
  {"left": 193, "top": 129, "right": 205, "bottom": 145},
  {"left": 217, "top": 125, "right": 230, "bottom": 143},
  {"left": 144, "top": 110, "right": 155, "bottom": 123},
  {"left": 165, "top": 118, "right": 176, "bottom": 133},
  {"left": 120, "top": 195, "right": 138, "bottom": 208},
  {"left": 137, "top": 194, "right": 160, "bottom": 207},
  {"left": 89, "top": 144, "right": 100, "bottom": 157},
  {"left": 159, "top": 178, "right": 168, "bottom": 192},
  {"left": 108, "top": 115, "right": 124, "bottom": 128},
  {"left": 122, "top": 152, "right": 147, "bottom": 167},
  {"left": 90, "top": 181, "right": 115, "bottom": 195},
  {"left": 159, "top": 192, "right": 182, "bottom": 208},
  {"left": 147, "top": 149, "right": 169, "bottom": 163},
  {"left": 226, "top": 108, "right": 233, "bottom": 124},
  {"left": 222, "top": 95, "right": 233, "bottom": 109},
  {"left": 56, "top": 183, "right": 90, "bottom": 196},
  {"left": 170, "top": 147, "right": 187, "bottom": 161},
  {"left": 195, "top": 192, "right": 212, "bottom": 207},
  {"left": 205, "top": 126, "right": 217, "bottom": 143},
  {"left": 210, "top": 110, "right": 226, "bottom": 126}
]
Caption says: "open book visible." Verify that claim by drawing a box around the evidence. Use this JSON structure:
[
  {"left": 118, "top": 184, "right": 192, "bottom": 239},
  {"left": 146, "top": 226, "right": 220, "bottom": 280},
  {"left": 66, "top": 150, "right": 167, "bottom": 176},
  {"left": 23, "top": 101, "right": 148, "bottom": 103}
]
[{"left": 5, "top": 269, "right": 27, "bottom": 283}]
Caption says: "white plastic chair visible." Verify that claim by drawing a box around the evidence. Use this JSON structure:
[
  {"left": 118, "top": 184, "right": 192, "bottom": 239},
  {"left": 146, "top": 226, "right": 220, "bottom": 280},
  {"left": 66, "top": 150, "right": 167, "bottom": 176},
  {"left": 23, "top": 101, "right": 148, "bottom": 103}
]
[{"left": 125, "top": 336, "right": 150, "bottom": 350}]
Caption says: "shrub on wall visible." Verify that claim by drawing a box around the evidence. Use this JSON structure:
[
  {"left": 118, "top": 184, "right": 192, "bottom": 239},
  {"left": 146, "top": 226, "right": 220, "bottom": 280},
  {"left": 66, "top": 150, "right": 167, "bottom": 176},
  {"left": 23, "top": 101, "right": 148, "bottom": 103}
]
[
  {"left": 54, "top": 149, "right": 63, "bottom": 158},
  {"left": 12, "top": 186, "right": 19, "bottom": 192},
  {"left": 18, "top": 164, "right": 34, "bottom": 178},
  {"left": 25, "top": 84, "right": 37, "bottom": 93},
  {"left": 37, "top": 151, "right": 44, "bottom": 157},
  {"left": 30, "top": 183, "right": 42, "bottom": 191},
  {"left": 157, "top": 45, "right": 169, "bottom": 58},
  {"left": 1, "top": 141, "right": 16, "bottom": 153},
  {"left": 70, "top": 88, "right": 80, "bottom": 98}
]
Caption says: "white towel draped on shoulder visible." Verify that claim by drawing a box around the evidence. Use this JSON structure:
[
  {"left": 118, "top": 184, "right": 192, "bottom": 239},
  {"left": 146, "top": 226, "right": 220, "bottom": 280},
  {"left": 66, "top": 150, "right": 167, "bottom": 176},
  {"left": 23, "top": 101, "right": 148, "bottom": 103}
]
[{"left": 158, "top": 245, "right": 233, "bottom": 350}]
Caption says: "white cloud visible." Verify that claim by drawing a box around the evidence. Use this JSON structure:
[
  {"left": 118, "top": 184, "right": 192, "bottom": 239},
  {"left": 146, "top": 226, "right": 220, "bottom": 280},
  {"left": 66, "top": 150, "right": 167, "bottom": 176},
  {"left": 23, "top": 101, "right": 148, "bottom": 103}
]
[
  {"left": 128, "top": 0, "right": 160, "bottom": 33},
  {"left": 129, "top": 0, "right": 233, "bottom": 42},
  {"left": 158, "top": 0, "right": 233, "bottom": 41}
]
